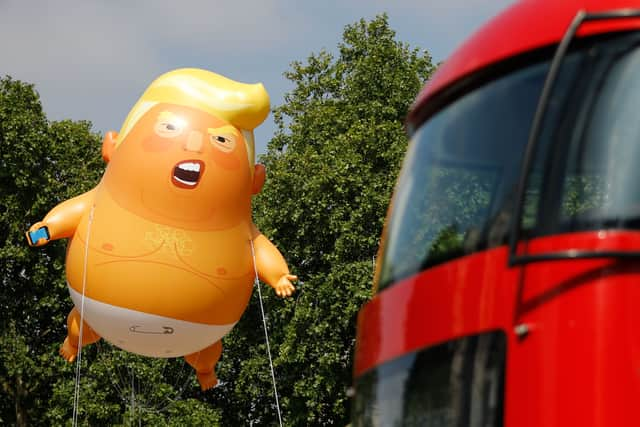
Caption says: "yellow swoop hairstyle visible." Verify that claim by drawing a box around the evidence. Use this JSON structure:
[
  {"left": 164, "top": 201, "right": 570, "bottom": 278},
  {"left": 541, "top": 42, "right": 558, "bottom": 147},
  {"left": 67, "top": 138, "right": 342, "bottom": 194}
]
[{"left": 116, "top": 68, "right": 270, "bottom": 165}]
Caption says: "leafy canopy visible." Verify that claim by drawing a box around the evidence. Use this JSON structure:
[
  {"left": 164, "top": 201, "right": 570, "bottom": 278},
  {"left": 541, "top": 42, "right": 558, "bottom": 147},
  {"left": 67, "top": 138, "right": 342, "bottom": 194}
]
[
  {"left": 0, "top": 77, "right": 222, "bottom": 426},
  {"left": 0, "top": 14, "right": 434, "bottom": 426},
  {"left": 214, "top": 14, "right": 434, "bottom": 425}
]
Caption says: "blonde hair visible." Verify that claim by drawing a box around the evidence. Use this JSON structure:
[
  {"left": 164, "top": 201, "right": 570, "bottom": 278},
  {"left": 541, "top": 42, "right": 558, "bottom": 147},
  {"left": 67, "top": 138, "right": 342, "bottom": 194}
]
[{"left": 117, "top": 68, "right": 270, "bottom": 165}]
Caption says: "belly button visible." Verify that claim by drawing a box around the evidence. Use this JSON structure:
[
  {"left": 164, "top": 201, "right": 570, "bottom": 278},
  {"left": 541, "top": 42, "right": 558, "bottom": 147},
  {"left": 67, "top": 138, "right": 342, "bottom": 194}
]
[
  {"left": 216, "top": 267, "right": 227, "bottom": 276},
  {"left": 102, "top": 243, "right": 114, "bottom": 251}
]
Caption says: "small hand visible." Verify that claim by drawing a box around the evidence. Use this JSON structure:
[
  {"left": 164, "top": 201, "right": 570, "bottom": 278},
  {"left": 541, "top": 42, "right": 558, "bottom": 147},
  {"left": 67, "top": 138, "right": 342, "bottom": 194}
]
[
  {"left": 274, "top": 274, "right": 297, "bottom": 298},
  {"left": 26, "top": 222, "right": 50, "bottom": 247}
]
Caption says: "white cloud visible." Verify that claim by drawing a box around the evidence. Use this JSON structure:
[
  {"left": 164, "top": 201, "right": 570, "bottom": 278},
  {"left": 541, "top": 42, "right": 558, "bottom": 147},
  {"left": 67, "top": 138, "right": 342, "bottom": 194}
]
[
  {"left": 0, "top": 0, "right": 298, "bottom": 134},
  {"left": 0, "top": 0, "right": 300, "bottom": 84},
  {"left": 120, "top": 0, "right": 292, "bottom": 50},
  {"left": 0, "top": 0, "right": 517, "bottom": 153}
]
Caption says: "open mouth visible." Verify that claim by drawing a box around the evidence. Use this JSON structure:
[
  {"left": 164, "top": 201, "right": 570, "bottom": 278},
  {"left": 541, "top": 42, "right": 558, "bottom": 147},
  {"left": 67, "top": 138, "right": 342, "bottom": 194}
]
[{"left": 172, "top": 160, "right": 204, "bottom": 189}]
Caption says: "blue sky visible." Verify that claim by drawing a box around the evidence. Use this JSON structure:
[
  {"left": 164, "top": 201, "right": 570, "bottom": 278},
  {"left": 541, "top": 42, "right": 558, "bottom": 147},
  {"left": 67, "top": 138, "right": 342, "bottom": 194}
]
[{"left": 1, "top": 0, "right": 515, "bottom": 155}]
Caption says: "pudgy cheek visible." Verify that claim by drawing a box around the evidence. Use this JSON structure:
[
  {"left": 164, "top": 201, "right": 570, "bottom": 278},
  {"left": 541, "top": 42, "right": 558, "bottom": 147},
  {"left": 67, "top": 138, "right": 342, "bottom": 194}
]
[
  {"left": 210, "top": 149, "right": 242, "bottom": 170},
  {"left": 142, "top": 135, "right": 174, "bottom": 152}
]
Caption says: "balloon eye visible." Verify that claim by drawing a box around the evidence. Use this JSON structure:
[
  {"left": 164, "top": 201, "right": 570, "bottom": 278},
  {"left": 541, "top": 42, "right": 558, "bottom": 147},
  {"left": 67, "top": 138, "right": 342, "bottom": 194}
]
[
  {"left": 154, "top": 120, "right": 183, "bottom": 138},
  {"left": 210, "top": 134, "right": 236, "bottom": 152}
]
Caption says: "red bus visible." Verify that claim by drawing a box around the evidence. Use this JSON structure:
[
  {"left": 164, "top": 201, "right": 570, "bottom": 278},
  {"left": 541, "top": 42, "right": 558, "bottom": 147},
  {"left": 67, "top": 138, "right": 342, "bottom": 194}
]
[{"left": 351, "top": 1, "right": 640, "bottom": 426}]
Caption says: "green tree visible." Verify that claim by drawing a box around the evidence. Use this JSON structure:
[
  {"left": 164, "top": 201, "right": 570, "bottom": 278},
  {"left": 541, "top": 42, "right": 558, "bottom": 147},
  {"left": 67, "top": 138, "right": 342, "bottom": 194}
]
[
  {"left": 213, "top": 14, "right": 434, "bottom": 425},
  {"left": 1, "top": 15, "right": 434, "bottom": 425},
  {"left": 0, "top": 76, "right": 104, "bottom": 425},
  {"left": 0, "top": 77, "right": 223, "bottom": 426},
  {"left": 45, "top": 344, "right": 222, "bottom": 426}
]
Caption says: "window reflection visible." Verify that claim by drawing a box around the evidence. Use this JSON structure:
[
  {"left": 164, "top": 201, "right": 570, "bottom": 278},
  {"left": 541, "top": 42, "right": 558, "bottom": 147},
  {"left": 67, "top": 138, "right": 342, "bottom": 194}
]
[
  {"left": 524, "top": 34, "right": 640, "bottom": 235},
  {"left": 352, "top": 331, "right": 506, "bottom": 427},
  {"left": 378, "top": 33, "right": 640, "bottom": 290},
  {"left": 378, "top": 60, "right": 548, "bottom": 289}
]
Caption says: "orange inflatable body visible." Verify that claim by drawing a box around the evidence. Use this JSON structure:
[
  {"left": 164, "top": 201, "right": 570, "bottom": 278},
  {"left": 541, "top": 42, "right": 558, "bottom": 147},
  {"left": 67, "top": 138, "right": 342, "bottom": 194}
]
[{"left": 27, "top": 69, "right": 296, "bottom": 390}]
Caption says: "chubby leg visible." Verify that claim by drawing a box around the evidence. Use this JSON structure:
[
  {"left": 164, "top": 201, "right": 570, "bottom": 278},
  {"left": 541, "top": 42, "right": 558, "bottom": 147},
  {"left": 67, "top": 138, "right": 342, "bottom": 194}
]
[
  {"left": 59, "top": 307, "right": 101, "bottom": 362},
  {"left": 185, "top": 340, "right": 222, "bottom": 391}
]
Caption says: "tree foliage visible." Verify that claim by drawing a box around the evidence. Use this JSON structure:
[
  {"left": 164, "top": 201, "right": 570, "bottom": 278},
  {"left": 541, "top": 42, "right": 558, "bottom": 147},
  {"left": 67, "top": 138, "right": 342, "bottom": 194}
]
[
  {"left": 0, "top": 14, "right": 433, "bottom": 426},
  {"left": 214, "top": 14, "right": 434, "bottom": 425},
  {"left": 0, "top": 76, "right": 105, "bottom": 426},
  {"left": 0, "top": 77, "right": 222, "bottom": 426}
]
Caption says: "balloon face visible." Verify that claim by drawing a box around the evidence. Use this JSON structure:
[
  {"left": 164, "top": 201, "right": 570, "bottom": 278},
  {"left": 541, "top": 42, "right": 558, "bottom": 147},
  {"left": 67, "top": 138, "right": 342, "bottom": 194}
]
[{"left": 103, "top": 103, "right": 253, "bottom": 229}]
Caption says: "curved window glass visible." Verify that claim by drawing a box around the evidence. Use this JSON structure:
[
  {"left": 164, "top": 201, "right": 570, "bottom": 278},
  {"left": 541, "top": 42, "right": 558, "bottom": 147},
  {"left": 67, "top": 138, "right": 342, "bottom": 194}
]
[
  {"left": 377, "top": 58, "right": 551, "bottom": 289},
  {"left": 526, "top": 33, "right": 640, "bottom": 236},
  {"left": 377, "top": 33, "right": 640, "bottom": 290},
  {"left": 351, "top": 331, "right": 506, "bottom": 427}
]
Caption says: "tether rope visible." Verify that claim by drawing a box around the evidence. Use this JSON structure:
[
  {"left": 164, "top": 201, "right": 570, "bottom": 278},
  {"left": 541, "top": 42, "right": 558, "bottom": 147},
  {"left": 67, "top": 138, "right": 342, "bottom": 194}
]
[
  {"left": 70, "top": 200, "right": 198, "bottom": 422},
  {"left": 249, "top": 239, "right": 283, "bottom": 427},
  {"left": 72, "top": 203, "right": 95, "bottom": 427},
  {"left": 70, "top": 212, "right": 284, "bottom": 425}
]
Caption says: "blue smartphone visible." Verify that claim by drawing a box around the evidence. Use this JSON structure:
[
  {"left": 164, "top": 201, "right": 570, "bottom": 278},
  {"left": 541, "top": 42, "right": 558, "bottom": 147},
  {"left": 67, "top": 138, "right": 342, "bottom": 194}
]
[{"left": 28, "top": 227, "right": 50, "bottom": 245}]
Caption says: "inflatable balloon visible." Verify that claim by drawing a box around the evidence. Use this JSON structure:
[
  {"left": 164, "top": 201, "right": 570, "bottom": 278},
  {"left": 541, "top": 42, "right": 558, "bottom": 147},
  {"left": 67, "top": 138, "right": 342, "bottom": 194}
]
[{"left": 26, "top": 68, "right": 296, "bottom": 390}]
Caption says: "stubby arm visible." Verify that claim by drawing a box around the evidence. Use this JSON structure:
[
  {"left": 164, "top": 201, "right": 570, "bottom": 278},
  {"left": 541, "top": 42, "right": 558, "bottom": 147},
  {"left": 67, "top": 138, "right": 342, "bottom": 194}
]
[
  {"left": 250, "top": 223, "right": 297, "bottom": 297},
  {"left": 26, "top": 188, "right": 97, "bottom": 247}
]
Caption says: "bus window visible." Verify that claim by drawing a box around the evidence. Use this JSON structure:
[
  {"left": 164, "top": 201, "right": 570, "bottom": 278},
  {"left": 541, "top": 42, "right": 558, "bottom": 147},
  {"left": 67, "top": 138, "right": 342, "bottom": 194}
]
[
  {"left": 376, "top": 32, "right": 640, "bottom": 291},
  {"left": 377, "top": 60, "right": 551, "bottom": 290},
  {"left": 524, "top": 33, "right": 640, "bottom": 236},
  {"left": 352, "top": 331, "right": 506, "bottom": 427}
]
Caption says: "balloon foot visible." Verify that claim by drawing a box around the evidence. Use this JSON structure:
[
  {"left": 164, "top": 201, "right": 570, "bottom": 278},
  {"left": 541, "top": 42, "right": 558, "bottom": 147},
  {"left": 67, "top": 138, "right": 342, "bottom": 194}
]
[
  {"left": 196, "top": 371, "right": 218, "bottom": 391},
  {"left": 60, "top": 338, "right": 78, "bottom": 363}
]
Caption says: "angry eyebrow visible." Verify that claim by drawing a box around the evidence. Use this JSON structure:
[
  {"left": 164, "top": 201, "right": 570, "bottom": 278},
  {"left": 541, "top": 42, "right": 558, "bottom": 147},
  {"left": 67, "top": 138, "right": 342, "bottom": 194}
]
[{"left": 207, "top": 125, "right": 240, "bottom": 136}]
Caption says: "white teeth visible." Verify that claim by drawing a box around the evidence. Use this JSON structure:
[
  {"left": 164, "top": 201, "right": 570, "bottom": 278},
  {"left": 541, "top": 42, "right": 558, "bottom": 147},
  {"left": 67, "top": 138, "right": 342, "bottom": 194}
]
[
  {"left": 174, "top": 176, "right": 197, "bottom": 186},
  {"left": 178, "top": 162, "right": 201, "bottom": 172}
]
